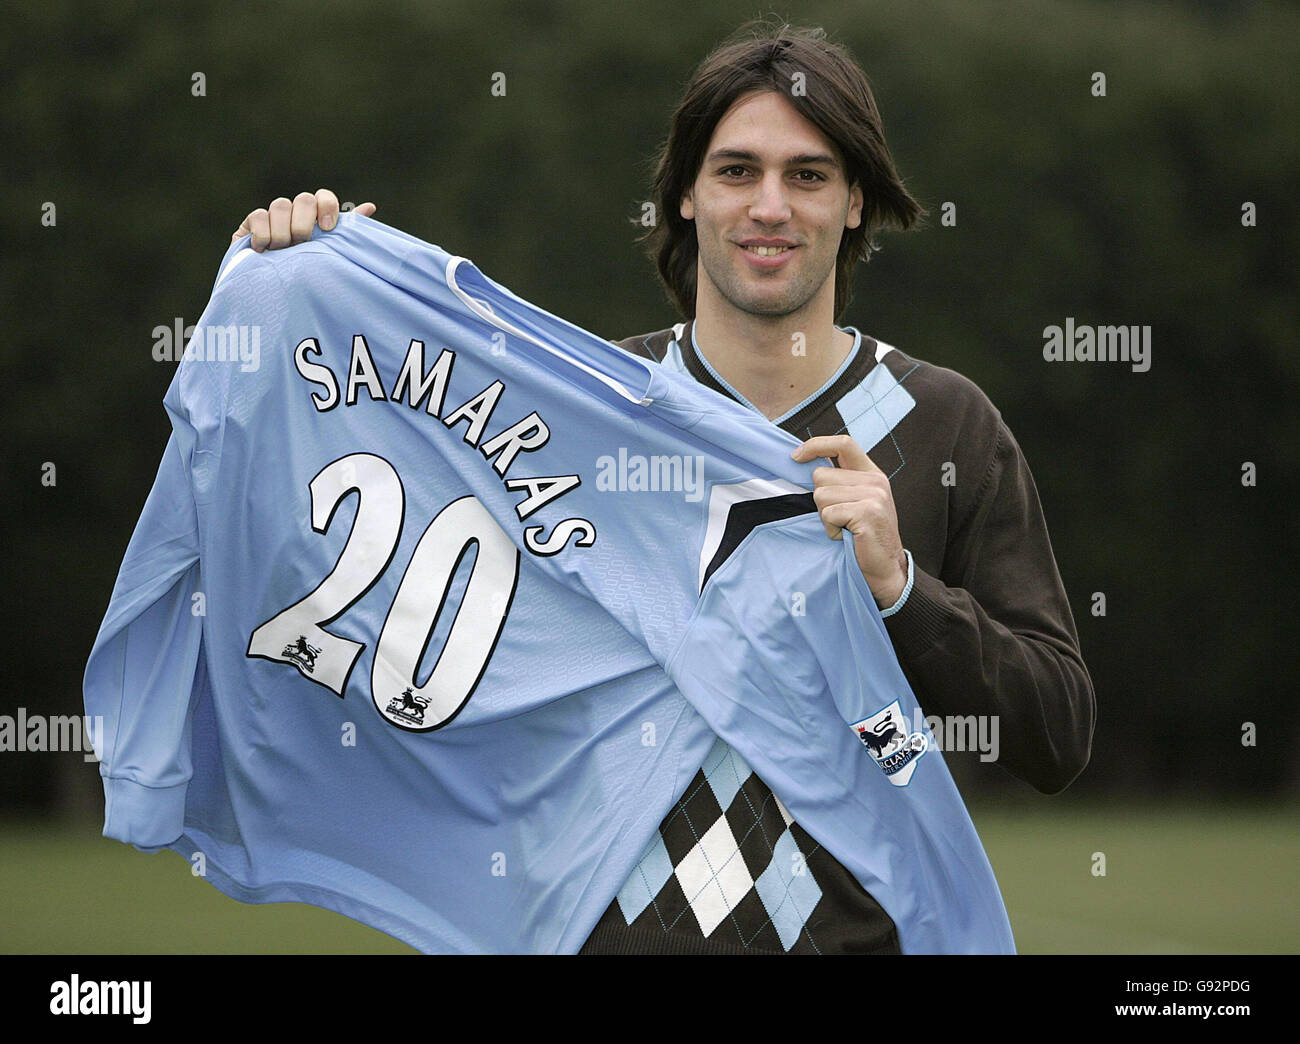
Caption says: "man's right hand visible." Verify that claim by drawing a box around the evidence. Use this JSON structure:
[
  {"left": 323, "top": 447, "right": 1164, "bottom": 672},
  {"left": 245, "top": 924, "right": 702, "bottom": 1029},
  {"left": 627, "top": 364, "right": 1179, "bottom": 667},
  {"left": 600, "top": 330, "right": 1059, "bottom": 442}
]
[{"left": 232, "top": 189, "right": 377, "bottom": 251}]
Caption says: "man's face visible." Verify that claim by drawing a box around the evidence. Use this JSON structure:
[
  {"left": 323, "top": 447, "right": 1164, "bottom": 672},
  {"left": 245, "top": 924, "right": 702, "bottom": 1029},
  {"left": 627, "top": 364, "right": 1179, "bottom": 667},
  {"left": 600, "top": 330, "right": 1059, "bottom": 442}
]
[{"left": 682, "top": 90, "right": 864, "bottom": 320}]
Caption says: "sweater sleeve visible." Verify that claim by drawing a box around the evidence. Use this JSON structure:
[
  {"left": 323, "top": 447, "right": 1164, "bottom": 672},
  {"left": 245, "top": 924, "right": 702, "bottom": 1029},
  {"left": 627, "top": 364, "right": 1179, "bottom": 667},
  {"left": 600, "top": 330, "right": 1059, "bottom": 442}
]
[{"left": 882, "top": 419, "right": 1095, "bottom": 794}]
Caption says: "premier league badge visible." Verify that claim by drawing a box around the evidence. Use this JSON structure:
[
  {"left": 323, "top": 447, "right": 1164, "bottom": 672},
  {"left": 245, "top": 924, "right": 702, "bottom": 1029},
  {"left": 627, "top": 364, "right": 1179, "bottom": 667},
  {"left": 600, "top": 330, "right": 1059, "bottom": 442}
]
[
  {"left": 383, "top": 686, "right": 431, "bottom": 728},
  {"left": 851, "top": 700, "right": 929, "bottom": 786}
]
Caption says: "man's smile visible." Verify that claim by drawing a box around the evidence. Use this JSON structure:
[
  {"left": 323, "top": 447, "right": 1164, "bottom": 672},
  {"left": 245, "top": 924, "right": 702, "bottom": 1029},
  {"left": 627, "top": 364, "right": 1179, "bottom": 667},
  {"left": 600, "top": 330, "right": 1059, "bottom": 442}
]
[{"left": 736, "top": 237, "right": 799, "bottom": 267}]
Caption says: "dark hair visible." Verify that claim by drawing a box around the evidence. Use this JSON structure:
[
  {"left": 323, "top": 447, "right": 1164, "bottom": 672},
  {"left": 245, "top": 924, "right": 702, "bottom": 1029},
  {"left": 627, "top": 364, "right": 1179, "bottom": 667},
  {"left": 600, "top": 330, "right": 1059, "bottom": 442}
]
[{"left": 645, "top": 19, "right": 925, "bottom": 320}]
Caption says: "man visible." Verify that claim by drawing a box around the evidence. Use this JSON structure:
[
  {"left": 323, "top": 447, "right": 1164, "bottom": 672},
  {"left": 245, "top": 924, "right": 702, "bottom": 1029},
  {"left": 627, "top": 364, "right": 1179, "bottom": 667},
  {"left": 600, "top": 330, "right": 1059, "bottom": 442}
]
[{"left": 230, "top": 22, "right": 1094, "bottom": 954}]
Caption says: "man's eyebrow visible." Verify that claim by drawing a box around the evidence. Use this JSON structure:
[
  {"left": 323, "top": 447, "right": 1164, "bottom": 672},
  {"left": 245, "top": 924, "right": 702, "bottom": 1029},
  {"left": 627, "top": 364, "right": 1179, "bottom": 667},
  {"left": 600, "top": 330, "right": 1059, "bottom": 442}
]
[{"left": 706, "top": 148, "right": 842, "bottom": 169}]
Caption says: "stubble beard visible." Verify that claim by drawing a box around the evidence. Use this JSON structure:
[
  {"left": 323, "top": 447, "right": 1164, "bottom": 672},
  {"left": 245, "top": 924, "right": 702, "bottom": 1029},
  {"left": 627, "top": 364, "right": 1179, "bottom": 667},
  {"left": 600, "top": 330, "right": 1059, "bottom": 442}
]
[{"left": 698, "top": 237, "right": 832, "bottom": 320}]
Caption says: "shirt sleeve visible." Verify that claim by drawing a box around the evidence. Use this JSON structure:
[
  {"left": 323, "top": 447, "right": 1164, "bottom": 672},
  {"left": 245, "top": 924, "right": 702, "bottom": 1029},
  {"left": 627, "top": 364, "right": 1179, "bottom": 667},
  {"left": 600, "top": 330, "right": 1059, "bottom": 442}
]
[
  {"left": 664, "top": 517, "right": 1016, "bottom": 953},
  {"left": 82, "top": 377, "right": 207, "bottom": 848},
  {"left": 878, "top": 548, "right": 914, "bottom": 618},
  {"left": 882, "top": 419, "right": 1096, "bottom": 794}
]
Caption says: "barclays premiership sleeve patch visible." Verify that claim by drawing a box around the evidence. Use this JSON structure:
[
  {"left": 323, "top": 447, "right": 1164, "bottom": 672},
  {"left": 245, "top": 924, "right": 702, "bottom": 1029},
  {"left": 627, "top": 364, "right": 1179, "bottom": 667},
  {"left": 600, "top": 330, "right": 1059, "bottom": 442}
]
[{"left": 851, "top": 700, "right": 930, "bottom": 787}]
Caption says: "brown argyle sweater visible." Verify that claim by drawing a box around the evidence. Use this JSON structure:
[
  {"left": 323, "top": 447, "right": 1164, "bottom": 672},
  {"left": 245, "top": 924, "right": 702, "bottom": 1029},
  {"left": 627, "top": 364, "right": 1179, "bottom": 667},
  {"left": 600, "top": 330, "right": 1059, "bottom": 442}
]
[{"left": 579, "top": 321, "right": 1095, "bottom": 955}]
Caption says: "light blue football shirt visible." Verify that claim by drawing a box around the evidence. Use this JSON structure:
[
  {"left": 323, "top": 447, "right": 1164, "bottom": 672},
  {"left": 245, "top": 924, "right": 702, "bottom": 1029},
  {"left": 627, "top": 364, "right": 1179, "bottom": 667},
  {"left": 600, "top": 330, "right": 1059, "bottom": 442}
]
[{"left": 83, "top": 214, "right": 1014, "bottom": 954}]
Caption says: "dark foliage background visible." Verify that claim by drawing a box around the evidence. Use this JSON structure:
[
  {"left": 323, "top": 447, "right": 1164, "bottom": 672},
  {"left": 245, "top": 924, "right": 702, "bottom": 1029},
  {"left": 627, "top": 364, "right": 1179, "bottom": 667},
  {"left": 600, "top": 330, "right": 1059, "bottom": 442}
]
[{"left": 1, "top": 0, "right": 1296, "bottom": 819}]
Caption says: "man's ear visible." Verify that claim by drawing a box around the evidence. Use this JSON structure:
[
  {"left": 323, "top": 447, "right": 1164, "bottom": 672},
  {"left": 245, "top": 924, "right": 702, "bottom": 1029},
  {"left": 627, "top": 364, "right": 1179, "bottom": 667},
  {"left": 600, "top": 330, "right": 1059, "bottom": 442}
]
[
  {"left": 846, "top": 181, "right": 864, "bottom": 230},
  {"left": 680, "top": 189, "right": 694, "bottom": 222}
]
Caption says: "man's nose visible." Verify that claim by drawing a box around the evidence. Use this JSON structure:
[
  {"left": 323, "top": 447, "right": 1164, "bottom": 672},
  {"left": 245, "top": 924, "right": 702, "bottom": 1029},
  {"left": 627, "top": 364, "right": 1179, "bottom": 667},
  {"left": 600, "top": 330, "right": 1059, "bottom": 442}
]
[{"left": 749, "top": 174, "right": 793, "bottom": 225}]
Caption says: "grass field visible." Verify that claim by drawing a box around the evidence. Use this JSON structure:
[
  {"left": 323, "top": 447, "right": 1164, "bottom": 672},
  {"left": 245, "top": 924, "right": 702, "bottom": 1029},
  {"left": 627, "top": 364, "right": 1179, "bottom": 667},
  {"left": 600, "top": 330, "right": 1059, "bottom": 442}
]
[{"left": 2, "top": 801, "right": 1296, "bottom": 953}]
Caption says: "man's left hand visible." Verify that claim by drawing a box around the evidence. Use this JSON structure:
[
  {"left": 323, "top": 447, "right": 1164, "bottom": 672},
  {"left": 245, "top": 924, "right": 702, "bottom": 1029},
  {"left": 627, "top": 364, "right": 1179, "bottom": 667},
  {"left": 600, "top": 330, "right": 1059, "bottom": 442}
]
[{"left": 791, "top": 435, "right": 908, "bottom": 608}]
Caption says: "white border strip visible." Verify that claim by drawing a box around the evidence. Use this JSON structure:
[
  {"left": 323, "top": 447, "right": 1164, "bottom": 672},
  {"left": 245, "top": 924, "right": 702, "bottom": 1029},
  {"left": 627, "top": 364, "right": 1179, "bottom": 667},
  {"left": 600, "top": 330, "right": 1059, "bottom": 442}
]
[
  {"left": 215, "top": 245, "right": 256, "bottom": 288},
  {"left": 699, "top": 477, "right": 809, "bottom": 592},
  {"left": 445, "top": 256, "right": 653, "bottom": 406}
]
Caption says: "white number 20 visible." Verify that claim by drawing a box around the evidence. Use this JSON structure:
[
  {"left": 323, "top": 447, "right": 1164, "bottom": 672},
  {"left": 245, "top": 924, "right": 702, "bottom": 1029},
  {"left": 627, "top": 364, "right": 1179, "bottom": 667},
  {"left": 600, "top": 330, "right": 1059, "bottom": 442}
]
[{"left": 247, "top": 453, "right": 519, "bottom": 731}]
